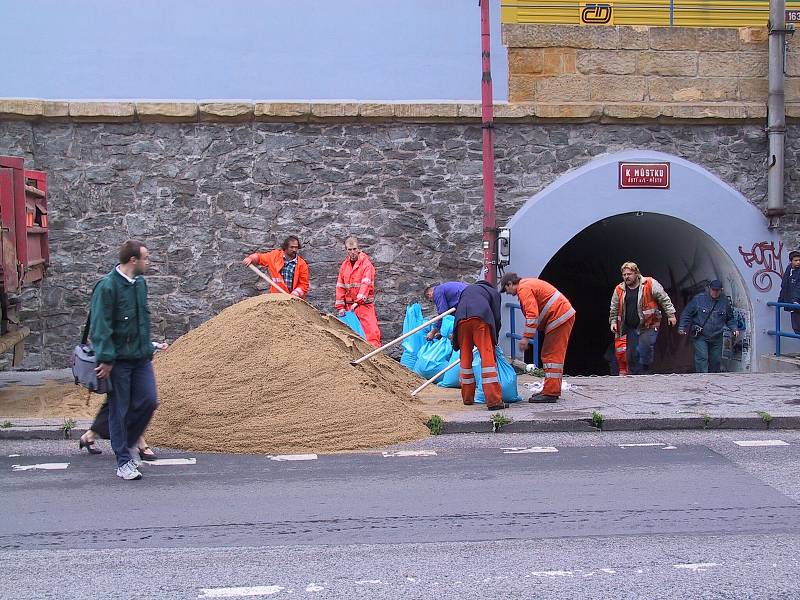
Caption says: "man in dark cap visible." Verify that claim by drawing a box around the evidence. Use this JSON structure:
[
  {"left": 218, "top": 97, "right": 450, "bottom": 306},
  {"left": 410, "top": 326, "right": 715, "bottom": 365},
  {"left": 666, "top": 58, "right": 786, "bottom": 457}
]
[
  {"left": 778, "top": 250, "right": 800, "bottom": 334},
  {"left": 678, "top": 280, "right": 739, "bottom": 373}
]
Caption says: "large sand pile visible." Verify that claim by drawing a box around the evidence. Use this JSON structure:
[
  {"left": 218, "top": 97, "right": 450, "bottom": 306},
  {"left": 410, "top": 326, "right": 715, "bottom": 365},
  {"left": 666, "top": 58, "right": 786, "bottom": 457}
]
[{"left": 146, "top": 295, "right": 430, "bottom": 454}]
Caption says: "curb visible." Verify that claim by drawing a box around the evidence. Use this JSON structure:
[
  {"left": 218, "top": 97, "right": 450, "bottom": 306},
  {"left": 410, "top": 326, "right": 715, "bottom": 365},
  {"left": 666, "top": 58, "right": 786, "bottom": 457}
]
[
  {"left": 0, "top": 427, "right": 89, "bottom": 441},
  {"left": 440, "top": 415, "right": 800, "bottom": 434}
]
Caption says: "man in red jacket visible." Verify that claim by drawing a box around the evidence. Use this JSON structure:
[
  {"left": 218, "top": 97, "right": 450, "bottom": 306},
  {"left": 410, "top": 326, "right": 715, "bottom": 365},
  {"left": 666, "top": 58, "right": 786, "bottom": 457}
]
[
  {"left": 242, "top": 235, "right": 309, "bottom": 299},
  {"left": 335, "top": 236, "right": 381, "bottom": 347}
]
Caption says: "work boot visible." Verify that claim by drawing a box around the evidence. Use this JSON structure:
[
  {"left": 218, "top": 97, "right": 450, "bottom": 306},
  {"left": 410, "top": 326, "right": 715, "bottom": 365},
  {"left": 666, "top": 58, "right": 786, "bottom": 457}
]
[
  {"left": 487, "top": 403, "right": 510, "bottom": 411},
  {"left": 528, "top": 393, "right": 558, "bottom": 403}
]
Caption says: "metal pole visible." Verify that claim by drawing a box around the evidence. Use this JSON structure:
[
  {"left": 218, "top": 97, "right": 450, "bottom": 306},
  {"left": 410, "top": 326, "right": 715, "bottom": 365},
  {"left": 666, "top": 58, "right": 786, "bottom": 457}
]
[
  {"left": 480, "top": 0, "right": 497, "bottom": 284},
  {"left": 767, "top": 0, "right": 787, "bottom": 225}
]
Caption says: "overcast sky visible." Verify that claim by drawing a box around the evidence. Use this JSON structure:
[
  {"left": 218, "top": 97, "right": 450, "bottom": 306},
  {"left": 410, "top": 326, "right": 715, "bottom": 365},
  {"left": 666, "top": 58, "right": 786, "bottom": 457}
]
[{"left": 0, "top": 0, "right": 507, "bottom": 101}]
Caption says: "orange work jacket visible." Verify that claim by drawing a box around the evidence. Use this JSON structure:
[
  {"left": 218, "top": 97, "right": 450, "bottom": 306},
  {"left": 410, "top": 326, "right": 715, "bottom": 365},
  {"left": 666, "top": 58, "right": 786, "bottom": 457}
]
[
  {"left": 517, "top": 278, "right": 575, "bottom": 339},
  {"left": 247, "top": 249, "right": 309, "bottom": 298},
  {"left": 335, "top": 252, "right": 376, "bottom": 310},
  {"left": 613, "top": 277, "right": 660, "bottom": 332}
]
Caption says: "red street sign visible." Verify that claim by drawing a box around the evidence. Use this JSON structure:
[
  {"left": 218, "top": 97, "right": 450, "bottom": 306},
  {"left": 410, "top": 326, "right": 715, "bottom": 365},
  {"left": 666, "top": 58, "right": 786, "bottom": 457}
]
[{"left": 618, "top": 162, "right": 670, "bottom": 189}]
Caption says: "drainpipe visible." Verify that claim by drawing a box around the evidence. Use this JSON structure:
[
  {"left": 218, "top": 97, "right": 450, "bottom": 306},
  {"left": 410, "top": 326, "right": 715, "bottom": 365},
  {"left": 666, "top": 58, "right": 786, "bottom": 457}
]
[
  {"left": 766, "top": 0, "right": 787, "bottom": 227},
  {"left": 479, "top": 0, "right": 497, "bottom": 284}
]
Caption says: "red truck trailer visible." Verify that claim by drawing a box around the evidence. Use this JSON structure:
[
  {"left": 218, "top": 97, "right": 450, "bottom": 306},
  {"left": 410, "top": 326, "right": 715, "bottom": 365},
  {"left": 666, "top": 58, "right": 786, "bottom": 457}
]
[{"left": 0, "top": 156, "right": 49, "bottom": 365}]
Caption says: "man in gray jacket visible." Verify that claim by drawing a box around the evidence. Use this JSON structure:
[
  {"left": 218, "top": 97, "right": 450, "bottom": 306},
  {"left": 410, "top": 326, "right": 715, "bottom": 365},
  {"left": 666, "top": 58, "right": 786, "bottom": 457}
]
[{"left": 679, "top": 280, "right": 740, "bottom": 373}]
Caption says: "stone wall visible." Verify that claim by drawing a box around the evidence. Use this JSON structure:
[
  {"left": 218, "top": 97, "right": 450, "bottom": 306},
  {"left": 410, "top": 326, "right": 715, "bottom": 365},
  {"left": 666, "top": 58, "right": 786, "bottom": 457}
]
[
  {"left": 0, "top": 103, "right": 798, "bottom": 369},
  {"left": 505, "top": 24, "right": 800, "bottom": 109}
]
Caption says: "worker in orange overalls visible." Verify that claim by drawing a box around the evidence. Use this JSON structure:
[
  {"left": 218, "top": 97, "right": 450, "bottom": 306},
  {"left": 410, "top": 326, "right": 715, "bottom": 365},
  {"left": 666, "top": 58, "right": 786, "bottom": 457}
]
[
  {"left": 242, "top": 235, "right": 309, "bottom": 299},
  {"left": 335, "top": 236, "right": 381, "bottom": 348},
  {"left": 452, "top": 280, "right": 508, "bottom": 411},
  {"left": 500, "top": 272, "right": 576, "bottom": 403}
]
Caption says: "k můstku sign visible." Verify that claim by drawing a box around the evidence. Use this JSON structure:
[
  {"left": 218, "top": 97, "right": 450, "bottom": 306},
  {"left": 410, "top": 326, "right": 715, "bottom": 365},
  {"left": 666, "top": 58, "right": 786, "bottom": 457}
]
[{"left": 619, "top": 162, "right": 670, "bottom": 189}]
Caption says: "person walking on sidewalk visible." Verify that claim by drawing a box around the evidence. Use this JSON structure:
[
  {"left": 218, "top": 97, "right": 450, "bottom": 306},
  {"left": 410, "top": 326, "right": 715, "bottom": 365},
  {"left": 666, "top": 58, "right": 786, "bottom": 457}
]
[
  {"left": 242, "top": 235, "right": 309, "bottom": 299},
  {"left": 609, "top": 262, "right": 676, "bottom": 375},
  {"left": 500, "top": 273, "right": 576, "bottom": 403},
  {"left": 90, "top": 240, "right": 160, "bottom": 481},
  {"left": 334, "top": 236, "right": 381, "bottom": 348},
  {"left": 778, "top": 250, "right": 800, "bottom": 334},
  {"left": 452, "top": 280, "right": 508, "bottom": 411},
  {"left": 424, "top": 281, "right": 468, "bottom": 340},
  {"left": 679, "top": 280, "right": 740, "bottom": 373}
]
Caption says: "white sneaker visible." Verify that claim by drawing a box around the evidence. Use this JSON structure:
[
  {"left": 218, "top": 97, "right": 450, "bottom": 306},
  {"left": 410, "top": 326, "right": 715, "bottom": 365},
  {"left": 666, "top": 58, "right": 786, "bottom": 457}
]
[{"left": 116, "top": 460, "right": 143, "bottom": 480}]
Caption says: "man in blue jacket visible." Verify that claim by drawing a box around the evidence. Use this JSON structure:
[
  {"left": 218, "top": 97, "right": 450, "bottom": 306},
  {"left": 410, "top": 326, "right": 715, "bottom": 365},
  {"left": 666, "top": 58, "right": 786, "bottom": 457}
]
[
  {"left": 90, "top": 240, "right": 159, "bottom": 481},
  {"left": 424, "top": 281, "right": 468, "bottom": 340},
  {"left": 452, "top": 280, "right": 508, "bottom": 410},
  {"left": 678, "top": 280, "right": 739, "bottom": 373},
  {"left": 778, "top": 250, "right": 800, "bottom": 334}
]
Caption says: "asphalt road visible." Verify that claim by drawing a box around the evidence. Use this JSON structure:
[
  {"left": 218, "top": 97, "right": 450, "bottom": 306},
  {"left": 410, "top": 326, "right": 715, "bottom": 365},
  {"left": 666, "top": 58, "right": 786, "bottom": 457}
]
[{"left": 3, "top": 430, "right": 800, "bottom": 599}]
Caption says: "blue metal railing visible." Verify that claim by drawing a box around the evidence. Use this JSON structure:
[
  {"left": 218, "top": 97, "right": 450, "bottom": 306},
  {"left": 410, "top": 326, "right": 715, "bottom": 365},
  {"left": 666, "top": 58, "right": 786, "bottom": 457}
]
[
  {"left": 505, "top": 301, "right": 539, "bottom": 367},
  {"left": 767, "top": 301, "right": 800, "bottom": 356}
]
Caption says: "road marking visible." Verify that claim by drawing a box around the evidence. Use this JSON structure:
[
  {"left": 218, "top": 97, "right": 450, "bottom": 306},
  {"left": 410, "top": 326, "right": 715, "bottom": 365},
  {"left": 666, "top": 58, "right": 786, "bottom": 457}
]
[
  {"left": 662, "top": 446, "right": 677, "bottom": 450},
  {"left": 268, "top": 454, "right": 318, "bottom": 461},
  {"left": 502, "top": 446, "right": 558, "bottom": 454},
  {"left": 143, "top": 458, "right": 197, "bottom": 466},
  {"left": 8, "top": 454, "right": 20, "bottom": 457},
  {"left": 382, "top": 450, "right": 437, "bottom": 457},
  {"left": 12, "top": 462, "right": 69, "bottom": 471},
  {"left": 734, "top": 440, "right": 789, "bottom": 447},
  {"left": 355, "top": 580, "right": 385, "bottom": 585},
  {"left": 304, "top": 583, "right": 323, "bottom": 592},
  {"left": 619, "top": 443, "right": 665, "bottom": 448},
  {"left": 530, "top": 570, "right": 574, "bottom": 577},
  {"left": 197, "top": 585, "right": 284, "bottom": 598},
  {"left": 673, "top": 562, "right": 719, "bottom": 572}
]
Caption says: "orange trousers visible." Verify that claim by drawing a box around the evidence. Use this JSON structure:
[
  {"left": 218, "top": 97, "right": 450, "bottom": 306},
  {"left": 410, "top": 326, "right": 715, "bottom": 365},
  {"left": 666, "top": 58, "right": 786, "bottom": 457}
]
[
  {"left": 540, "top": 314, "right": 575, "bottom": 396},
  {"left": 354, "top": 303, "right": 382, "bottom": 348},
  {"left": 456, "top": 317, "right": 502, "bottom": 408}
]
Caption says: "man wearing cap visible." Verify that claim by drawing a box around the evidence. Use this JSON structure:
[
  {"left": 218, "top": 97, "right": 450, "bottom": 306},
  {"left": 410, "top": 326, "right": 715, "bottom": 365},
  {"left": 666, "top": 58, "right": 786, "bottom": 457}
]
[
  {"left": 778, "top": 250, "right": 800, "bottom": 334},
  {"left": 678, "top": 280, "right": 739, "bottom": 373}
]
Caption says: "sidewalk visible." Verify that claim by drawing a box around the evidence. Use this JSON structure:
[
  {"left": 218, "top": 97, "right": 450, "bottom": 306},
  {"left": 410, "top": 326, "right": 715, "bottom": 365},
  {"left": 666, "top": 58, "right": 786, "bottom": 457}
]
[
  {"left": 1, "top": 370, "right": 800, "bottom": 440},
  {"left": 415, "top": 372, "right": 800, "bottom": 434}
]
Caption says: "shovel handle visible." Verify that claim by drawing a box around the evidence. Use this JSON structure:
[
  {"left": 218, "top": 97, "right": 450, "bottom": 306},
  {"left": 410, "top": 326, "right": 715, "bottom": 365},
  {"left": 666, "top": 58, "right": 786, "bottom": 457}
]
[{"left": 247, "top": 264, "right": 293, "bottom": 298}]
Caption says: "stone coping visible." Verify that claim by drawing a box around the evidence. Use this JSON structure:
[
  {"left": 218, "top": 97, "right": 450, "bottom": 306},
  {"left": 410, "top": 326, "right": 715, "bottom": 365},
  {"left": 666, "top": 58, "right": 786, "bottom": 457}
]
[{"left": 0, "top": 98, "right": 796, "bottom": 124}]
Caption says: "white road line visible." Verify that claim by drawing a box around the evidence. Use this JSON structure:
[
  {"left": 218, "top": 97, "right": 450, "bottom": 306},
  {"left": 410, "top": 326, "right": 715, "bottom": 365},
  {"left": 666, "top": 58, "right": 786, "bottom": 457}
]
[
  {"left": 8, "top": 454, "right": 20, "bottom": 457},
  {"left": 197, "top": 585, "right": 284, "bottom": 598},
  {"left": 355, "top": 580, "right": 385, "bottom": 585},
  {"left": 734, "top": 440, "right": 789, "bottom": 447},
  {"left": 268, "top": 454, "right": 318, "bottom": 461},
  {"left": 382, "top": 450, "right": 437, "bottom": 457},
  {"left": 12, "top": 462, "right": 69, "bottom": 471},
  {"left": 304, "top": 583, "right": 323, "bottom": 592},
  {"left": 530, "top": 570, "right": 574, "bottom": 577},
  {"left": 502, "top": 446, "right": 558, "bottom": 454},
  {"left": 619, "top": 443, "right": 665, "bottom": 448},
  {"left": 143, "top": 458, "right": 197, "bottom": 466},
  {"left": 673, "top": 562, "right": 719, "bottom": 572},
  {"left": 662, "top": 446, "right": 677, "bottom": 450}
]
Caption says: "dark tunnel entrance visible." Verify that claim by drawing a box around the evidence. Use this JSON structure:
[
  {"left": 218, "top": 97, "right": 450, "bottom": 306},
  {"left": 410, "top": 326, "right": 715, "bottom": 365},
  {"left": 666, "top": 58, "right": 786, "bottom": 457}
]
[{"left": 534, "top": 212, "right": 751, "bottom": 376}]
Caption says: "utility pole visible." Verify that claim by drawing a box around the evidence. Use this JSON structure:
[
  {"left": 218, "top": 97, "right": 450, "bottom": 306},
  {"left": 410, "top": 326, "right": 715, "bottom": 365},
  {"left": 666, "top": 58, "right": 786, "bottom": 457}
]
[
  {"left": 766, "top": 0, "right": 787, "bottom": 226},
  {"left": 480, "top": 0, "right": 497, "bottom": 284}
]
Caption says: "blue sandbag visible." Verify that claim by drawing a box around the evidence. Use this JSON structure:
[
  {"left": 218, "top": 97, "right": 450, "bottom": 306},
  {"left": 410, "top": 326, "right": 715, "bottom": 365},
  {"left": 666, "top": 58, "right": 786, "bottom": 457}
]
[
  {"left": 413, "top": 316, "right": 455, "bottom": 379},
  {"left": 338, "top": 310, "right": 366, "bottom": 339},
  {"left": 474, "top": 348, "right": 522, "bottom": 404},
  {"left": 400, "top": 303, "right": 426, "bottom": 369},
  {"left": 437, "top": 350, "right": 461, "bottom": 388}
]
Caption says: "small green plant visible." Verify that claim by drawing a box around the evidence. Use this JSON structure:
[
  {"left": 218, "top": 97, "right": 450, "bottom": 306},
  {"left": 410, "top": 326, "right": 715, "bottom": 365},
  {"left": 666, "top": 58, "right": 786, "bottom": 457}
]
[
  {"left": 491, "top": 412, "right": 512, "bottom": 433},
  {"left": 757, "top": 411, "right": 773, "bottom": 427},
  {"left": 591, "top": 410, "right": 604, "bottom": 430},
  {"left": 425, "top": 415, "right": 444, "bottom": 435},
  {"left": 530, "top": 367, "right": 545, "bottom": 378},
  {"left": 1, "top": 420, "right": 12, "bottom": 428},
  {"left": 60, "top": 418, "right": 77, "bottom": 439},
  {"left": 702, "top": 414, "right": 712, "bottom": 429}
]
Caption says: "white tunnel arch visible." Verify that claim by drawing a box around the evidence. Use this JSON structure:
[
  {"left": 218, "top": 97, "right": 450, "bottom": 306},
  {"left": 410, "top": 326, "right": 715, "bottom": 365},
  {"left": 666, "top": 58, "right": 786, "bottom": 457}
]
[{"left": 500, "top": 150, "right": 790, "bottom": 372}]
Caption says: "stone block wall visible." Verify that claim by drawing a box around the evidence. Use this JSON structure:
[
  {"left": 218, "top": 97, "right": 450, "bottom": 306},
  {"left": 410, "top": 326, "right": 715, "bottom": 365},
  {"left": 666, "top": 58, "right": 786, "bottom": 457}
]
[
  {"left": 505, "top": 24, "right": 800, "bottom": 108},
  {"left": 0, "top": 101, "right": 798, "bottom": 369}
]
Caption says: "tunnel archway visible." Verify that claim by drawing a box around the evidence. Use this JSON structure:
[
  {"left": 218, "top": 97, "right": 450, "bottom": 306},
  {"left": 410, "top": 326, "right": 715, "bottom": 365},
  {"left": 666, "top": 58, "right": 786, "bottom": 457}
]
[
  {"left": 539, "top": 213, "right": 750, "bottom": 375},
  {"left": 499, "top": 150, "right": 787, "bottom": 373}
]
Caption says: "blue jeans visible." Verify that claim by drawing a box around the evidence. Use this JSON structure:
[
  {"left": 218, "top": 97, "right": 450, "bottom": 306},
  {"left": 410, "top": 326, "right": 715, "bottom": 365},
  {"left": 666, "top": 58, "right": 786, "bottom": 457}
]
[
  {"left": 108, "top": 359, "right": 158, "bottom": 468},
  {"left": 693, "top": 334, "right": 724, "bottom": 373},
  {"left": 626, "top": 328, "right": 659, "bottom": 375}
]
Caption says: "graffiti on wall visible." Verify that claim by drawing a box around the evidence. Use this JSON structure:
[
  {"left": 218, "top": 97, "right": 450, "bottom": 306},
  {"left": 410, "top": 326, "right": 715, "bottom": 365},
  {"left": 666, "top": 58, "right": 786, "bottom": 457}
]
[{"left": 739, "top": 241, "right": 784, "bottom": 293}]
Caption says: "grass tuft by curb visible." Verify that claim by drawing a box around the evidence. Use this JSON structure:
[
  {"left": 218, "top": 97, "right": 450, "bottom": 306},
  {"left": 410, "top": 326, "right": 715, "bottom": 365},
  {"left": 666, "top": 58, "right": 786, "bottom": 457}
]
[
  {"left": 757, "top": 411, "right": 773, "bottom": 428},
  {"left": 60, "top": 418, "right": 77, "bottom": 439},
  {"left": 425, "top": 415, "right": 444, "bottom": 436},
  {"left": 591, "top": 410, "right": 604, "bottom": 430},
  {"left": 490, "top": 413, "right": 512, "bottom": 433}
]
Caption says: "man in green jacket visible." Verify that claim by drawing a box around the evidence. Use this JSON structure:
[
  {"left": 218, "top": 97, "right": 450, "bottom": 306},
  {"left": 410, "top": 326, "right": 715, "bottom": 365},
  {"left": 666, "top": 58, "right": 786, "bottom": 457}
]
[{"left": 90, "top": 240, "right": 159, "bottom": 481}]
